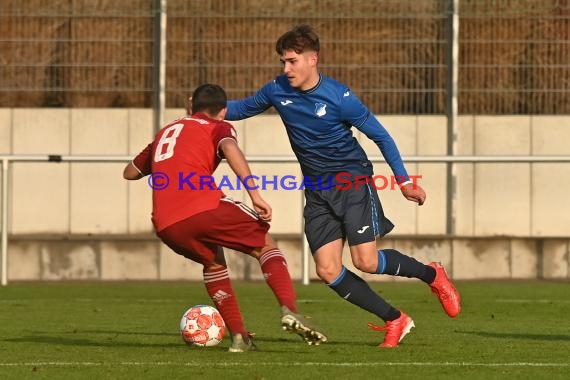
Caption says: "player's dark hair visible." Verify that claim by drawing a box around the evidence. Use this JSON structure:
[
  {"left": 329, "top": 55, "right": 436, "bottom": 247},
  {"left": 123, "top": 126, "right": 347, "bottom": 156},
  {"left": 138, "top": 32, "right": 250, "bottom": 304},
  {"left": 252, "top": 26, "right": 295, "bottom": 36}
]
[
  {"left": 191, "top": 84, "right": 227, "bottom": 115},
  {"left": 275, "top": 24, "right": 320, "bottom": 55}
]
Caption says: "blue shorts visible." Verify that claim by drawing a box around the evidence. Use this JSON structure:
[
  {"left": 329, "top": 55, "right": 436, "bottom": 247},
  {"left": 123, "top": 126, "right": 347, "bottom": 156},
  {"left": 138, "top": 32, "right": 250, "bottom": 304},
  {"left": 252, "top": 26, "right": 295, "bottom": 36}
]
[{"left": 303, "top": 180, "right": 394, "bottom": 253}]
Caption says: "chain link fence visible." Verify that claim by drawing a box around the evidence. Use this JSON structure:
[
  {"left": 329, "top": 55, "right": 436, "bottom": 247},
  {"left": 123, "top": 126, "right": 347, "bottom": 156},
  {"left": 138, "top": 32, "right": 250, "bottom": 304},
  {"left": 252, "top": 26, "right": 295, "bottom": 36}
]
[{"left": 0, "top": 0, "right": 568, "bottom": 114}]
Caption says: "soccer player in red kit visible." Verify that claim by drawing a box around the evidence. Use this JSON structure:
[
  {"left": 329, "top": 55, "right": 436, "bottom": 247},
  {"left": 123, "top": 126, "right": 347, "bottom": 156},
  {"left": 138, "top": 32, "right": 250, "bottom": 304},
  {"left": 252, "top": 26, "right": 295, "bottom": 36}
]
[{"left": 123, "top": 84, "right": 326, "bottom": 352}]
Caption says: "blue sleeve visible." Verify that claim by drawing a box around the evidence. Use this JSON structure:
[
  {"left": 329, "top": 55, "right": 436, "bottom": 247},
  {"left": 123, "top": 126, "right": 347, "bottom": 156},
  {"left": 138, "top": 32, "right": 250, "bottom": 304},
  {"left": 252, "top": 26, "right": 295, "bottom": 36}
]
[
  {"left": 226, "top": 81, "right": 274, "bottom": 120},
  {"left": 341, "top": 92, "right": 409, "bottom": 183}
]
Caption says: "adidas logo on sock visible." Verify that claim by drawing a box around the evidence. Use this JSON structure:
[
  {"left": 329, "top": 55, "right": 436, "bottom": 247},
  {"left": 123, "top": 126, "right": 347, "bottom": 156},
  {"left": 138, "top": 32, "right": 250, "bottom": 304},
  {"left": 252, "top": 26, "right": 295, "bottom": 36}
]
[{"left": 212, "top": 289, "right": 231, "bottom": 305}]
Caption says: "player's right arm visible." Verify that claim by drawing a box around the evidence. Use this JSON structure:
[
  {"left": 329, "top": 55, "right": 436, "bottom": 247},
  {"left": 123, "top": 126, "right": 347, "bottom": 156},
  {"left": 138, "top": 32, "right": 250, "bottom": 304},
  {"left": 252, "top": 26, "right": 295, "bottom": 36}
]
[
  {"left": 123, "top": 142, "right": 152, "bottom": 180},
  {"left": 219, "top": 138, "right": 272, "bottom": 222},
  {"left": 225, "top": 81, "right": 274, "bottom": 120}
]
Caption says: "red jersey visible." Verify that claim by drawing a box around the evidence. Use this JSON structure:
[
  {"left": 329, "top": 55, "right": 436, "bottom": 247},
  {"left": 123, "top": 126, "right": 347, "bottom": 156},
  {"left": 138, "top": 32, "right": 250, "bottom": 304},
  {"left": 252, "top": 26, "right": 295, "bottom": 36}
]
[{"left": 132, "top": 113, "right": 237, "bottom": 231}]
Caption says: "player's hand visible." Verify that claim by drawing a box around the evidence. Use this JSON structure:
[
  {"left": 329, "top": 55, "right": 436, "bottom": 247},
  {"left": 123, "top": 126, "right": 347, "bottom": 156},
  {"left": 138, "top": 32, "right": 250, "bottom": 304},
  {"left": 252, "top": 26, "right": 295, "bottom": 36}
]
[
  {"left": 401, "top": 183, "right": 426, "bottom": 205},
  {"left": 252, "top": 198, "right": 272, "bottom": 222}
]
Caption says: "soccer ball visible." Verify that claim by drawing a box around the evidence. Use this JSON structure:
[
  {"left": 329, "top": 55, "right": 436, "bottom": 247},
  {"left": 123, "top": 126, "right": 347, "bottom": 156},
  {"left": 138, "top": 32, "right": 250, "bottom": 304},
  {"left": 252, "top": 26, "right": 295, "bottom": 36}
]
[{"left": 180, "top": 305, "right": 226, "bottom": 346}]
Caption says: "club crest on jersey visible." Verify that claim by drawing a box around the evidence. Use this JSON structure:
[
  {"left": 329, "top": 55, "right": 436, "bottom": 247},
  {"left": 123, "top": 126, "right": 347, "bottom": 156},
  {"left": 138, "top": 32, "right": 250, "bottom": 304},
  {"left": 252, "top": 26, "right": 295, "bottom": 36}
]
[{"left": 314, "top": 103, "right": 327, "bottom": 117}]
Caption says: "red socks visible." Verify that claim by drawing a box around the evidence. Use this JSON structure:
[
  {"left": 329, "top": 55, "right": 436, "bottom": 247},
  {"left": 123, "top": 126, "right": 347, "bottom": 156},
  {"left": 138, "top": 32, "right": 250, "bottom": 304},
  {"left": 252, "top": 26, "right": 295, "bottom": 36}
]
[
  {"left": 259, "top": 248, "right": 297, "bottom": 312},
  {"left": 203, "top": 268, "right": 246, "bottom": 336},
  {"left": 202, "top": 248, "right": 297, "bottom": 335}
]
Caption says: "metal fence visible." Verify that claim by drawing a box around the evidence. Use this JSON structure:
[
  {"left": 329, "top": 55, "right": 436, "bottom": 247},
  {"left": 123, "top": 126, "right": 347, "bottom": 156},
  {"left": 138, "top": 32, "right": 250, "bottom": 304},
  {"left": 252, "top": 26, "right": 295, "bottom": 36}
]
[{"left": 1, "top": 0, "right": 568, "bottom": 114}]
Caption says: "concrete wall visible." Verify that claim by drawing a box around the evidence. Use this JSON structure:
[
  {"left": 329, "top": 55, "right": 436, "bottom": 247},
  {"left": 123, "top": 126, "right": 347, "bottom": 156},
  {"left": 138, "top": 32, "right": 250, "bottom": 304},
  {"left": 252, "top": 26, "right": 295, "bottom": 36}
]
[
  {"left": 7, "top": 237, "right": 570, "bottom": 281},
  {"left": 1, "top": 109, "right": 569, "bottom": 281}
]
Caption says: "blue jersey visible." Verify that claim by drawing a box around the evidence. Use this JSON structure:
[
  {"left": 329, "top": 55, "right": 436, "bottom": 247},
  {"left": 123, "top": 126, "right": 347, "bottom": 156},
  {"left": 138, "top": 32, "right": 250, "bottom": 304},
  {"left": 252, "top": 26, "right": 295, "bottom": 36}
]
[{"left": 226, "top": 74, "right": 409, "bottom": 183}]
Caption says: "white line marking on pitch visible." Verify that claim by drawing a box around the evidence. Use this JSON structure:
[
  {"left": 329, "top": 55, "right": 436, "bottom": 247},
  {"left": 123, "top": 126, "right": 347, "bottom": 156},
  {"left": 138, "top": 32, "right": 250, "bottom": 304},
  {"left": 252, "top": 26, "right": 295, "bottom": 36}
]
[
  {"left": 0, "top": 362, "right": 568, "bottom": 367},
  {"left": 495, "top": 299, "right": 570, "bottom": 303}
]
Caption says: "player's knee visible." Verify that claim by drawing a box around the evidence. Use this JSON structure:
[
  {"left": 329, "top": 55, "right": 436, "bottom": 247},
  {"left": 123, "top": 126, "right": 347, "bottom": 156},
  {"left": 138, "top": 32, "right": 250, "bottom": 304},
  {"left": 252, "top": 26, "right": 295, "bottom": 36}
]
[
  {"left": 248, "top": 247, "right": 263, "bottom": 260},
  {"left": 203, "top": 262, "right": 226, "bottom": 273},
  {"left": 352, "top": 256, "right": 377, "bottom": 274},
  {"left": 315, "top": 265, "right": 339, "bottom": 283}
]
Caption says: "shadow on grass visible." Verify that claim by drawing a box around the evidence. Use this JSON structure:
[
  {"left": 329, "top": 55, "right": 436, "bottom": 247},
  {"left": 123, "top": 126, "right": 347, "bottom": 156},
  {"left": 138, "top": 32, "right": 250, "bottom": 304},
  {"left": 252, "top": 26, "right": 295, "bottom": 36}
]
[
  {"left": 3, "top": 332, "right": 347, "bottom": 352},
  {"left": 457, "top": 330, "right": 570, "bottom": 342},
  {"left": 4, "top": 335, "right": 182, "bottom": 348},
  {"left": 62, "top": 329, "right": 174, "bottom": 336}
]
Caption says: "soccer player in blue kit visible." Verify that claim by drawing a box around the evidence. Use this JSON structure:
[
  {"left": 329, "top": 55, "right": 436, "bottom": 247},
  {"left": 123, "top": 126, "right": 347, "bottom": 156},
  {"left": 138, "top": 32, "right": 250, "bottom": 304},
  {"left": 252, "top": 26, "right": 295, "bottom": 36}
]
[{"left": 226, "top": 25, "right": 461, "bottom": 348}]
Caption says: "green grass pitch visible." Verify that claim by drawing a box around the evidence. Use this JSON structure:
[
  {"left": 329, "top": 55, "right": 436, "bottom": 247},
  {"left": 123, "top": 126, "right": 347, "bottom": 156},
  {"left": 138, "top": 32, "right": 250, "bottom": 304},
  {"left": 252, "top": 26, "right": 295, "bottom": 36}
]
[{"left": 0, "top": 281, "right": 569, "bottom": 379}]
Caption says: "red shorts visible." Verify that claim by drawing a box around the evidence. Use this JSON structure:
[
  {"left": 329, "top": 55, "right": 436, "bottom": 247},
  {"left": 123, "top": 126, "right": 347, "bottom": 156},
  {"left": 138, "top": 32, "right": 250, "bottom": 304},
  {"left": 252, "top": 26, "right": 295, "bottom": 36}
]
[{"left": 157, "top": 198, "right": 270, "bottom": 266}]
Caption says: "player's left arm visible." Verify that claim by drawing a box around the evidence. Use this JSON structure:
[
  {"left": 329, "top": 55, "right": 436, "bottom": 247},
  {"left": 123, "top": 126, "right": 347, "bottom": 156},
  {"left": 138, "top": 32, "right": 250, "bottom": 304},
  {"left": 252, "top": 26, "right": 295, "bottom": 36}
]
[
  {"left": 400, "top": 182, "right": 426, "bottom": 206},
  {"left": 123, "top": 142, "right": 152, "bottom": 180},
  {"left": 343, "top": 92, "right": 426, "bottom": 205},
  {"left": 123, "top": 163, "right": 143, "bottom": 180}
]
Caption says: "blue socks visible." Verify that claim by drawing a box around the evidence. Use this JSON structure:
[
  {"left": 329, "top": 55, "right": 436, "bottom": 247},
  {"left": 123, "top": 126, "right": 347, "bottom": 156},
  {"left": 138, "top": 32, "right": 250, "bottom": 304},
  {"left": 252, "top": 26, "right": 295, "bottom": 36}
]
[
  {"left": 328, "top": 266, "right": 400, "bottom": 322},
  {"left": 326, "top": 249, "right": 438, "bottom": 322},
  {"left": 377, "top": 249, "right": 436, "bottom": 284}
]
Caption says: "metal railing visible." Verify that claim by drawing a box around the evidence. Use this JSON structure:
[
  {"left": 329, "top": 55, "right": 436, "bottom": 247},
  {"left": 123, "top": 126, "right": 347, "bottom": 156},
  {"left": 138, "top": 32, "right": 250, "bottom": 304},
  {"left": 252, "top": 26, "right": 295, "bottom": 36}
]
[{"left": 2, "top": 154, "right": 570, "bottom": 286}]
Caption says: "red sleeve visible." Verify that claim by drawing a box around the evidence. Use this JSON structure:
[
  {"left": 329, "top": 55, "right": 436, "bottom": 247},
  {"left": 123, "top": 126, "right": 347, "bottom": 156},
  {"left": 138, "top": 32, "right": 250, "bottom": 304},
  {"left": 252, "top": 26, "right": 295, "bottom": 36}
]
[
  {"left": 132, "top": 142, "right": 153, "bottom": 176},
  {"left": 213, "top": 121, "right": 237, "bottom": 158}
]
